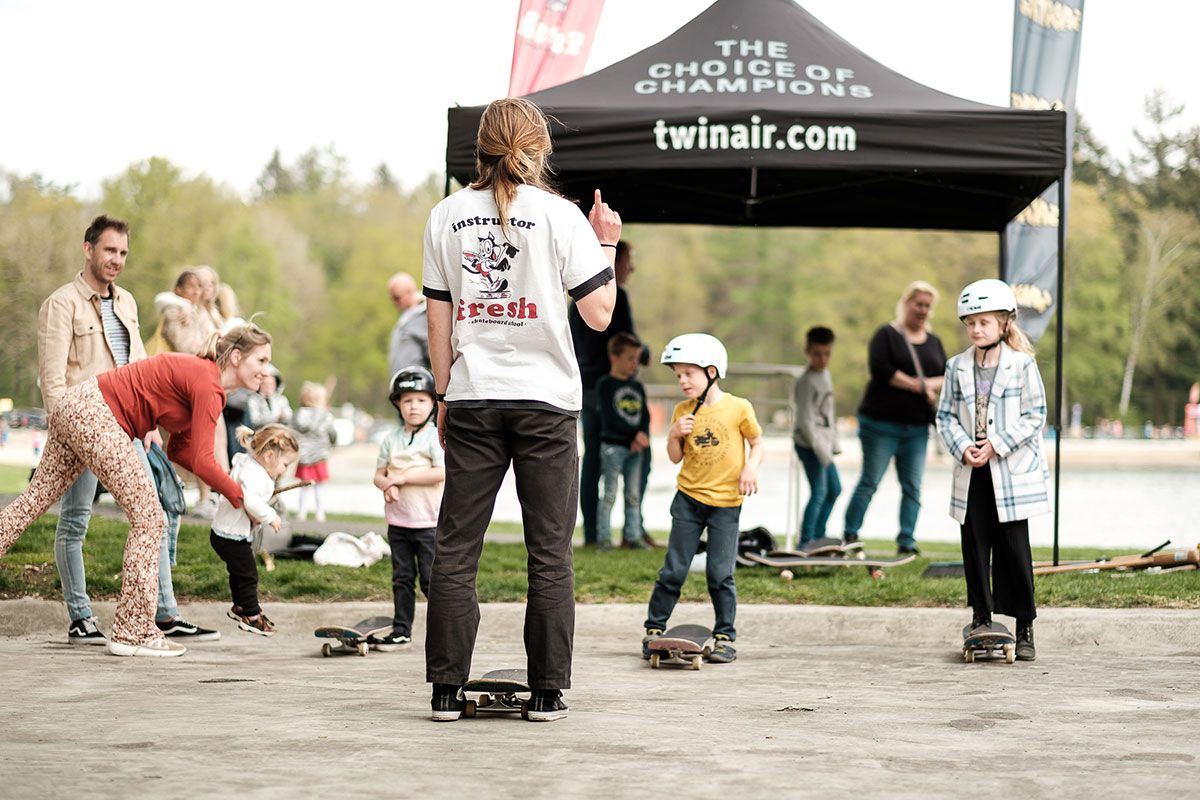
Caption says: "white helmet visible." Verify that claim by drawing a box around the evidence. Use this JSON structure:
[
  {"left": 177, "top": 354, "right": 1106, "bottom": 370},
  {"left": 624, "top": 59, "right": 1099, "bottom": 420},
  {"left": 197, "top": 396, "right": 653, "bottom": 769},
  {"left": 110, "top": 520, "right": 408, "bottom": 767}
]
[
  {"left": 957, "top": 279, "right": 1017, "bottom": 319},
  {"left": 660, "top": 333, "right": 728, "bottom": 379}
]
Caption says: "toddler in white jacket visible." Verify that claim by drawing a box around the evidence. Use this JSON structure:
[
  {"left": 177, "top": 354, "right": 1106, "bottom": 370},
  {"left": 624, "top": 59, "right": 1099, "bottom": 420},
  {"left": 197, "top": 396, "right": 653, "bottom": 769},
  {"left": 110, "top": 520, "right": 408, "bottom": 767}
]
[{"left": 211, "top": 424, "right": 299, "bottom": 636}]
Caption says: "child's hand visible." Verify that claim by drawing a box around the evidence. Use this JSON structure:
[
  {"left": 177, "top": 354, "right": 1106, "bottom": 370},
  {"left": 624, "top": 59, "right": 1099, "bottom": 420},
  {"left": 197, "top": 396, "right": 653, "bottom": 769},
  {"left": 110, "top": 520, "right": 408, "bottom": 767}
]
[
  {"left": 384, "top": 486, "right": 400, "bottom": 503},
  {"left": 739, "top": 465, "right": 759, "bottom": 496},
  {"left": 631, "top": 431, "right": 650, "bottom": 453},
  {"left": 269, "top": 517, "right": 282, "bottom": 531},
  {"left": 671, "top": 415, "right": 695, "bottom": 439}
]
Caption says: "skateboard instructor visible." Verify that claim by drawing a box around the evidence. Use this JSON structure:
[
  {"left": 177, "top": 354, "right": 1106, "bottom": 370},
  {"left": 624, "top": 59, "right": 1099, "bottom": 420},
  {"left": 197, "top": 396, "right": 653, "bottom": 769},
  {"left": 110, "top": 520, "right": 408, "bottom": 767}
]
[{"left": 422, "top": 97, "right": 618, "bottom": 722}]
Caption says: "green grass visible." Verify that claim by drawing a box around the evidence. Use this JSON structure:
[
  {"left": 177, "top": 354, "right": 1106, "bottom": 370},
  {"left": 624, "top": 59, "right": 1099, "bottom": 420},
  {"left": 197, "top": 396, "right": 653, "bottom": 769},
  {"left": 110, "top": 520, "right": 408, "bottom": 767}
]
[
  {"left": 2, "top": 514, "right": 1197, "bottom": 607},
  {"left": 0, "top": 464, "right": 30, "bottom": 495}
]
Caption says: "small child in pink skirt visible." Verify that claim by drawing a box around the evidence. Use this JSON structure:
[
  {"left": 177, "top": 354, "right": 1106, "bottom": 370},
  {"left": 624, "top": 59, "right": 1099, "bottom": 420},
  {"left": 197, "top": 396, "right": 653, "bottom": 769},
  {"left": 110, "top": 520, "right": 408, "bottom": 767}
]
[{"left": 292, "top": 382, "right": 338, "bottom": 521}]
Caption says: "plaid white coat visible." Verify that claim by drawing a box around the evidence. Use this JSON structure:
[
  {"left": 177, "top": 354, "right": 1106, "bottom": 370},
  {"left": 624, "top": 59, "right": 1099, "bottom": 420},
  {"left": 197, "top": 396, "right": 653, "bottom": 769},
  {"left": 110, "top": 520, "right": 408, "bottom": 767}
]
[{"left": 935, "top": 342, "right": 1052, "bottom": 524}]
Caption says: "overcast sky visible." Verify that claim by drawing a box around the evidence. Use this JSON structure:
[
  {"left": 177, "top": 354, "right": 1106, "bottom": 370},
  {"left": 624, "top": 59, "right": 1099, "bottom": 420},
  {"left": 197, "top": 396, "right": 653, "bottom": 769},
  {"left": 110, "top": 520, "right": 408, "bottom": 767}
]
[{"left": 2, "top": 0, "right": 1195, "bottom": 197}]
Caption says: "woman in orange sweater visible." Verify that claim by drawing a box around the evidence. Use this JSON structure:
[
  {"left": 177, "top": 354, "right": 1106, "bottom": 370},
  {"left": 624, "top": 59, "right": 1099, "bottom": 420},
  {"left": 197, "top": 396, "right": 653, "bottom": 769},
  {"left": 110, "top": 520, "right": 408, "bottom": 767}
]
[{"left": 0, "top": 323, "right": 272, "bottom": 658}]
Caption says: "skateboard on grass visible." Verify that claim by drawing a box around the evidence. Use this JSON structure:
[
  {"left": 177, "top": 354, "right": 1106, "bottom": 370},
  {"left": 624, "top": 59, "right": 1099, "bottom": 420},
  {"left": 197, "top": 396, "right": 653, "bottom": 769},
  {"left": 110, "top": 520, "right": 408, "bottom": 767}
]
[
  {"left": 742, "top": 552, "right": 915, "bottom": 570},
  {"left": 462, "top": 669, "right": 530, "bottom": 719},
  {"left": 962, "top": 621, "right": 1016, "bottom": 664},
  {"left": 646, "top": 624, "right": 714, "bottom": 670},
  {"left": 785, "top": 537, "right": 866, "bottom": 558},
  {"left": 314, "top": 616, "right": 393, "bottom": 657}
]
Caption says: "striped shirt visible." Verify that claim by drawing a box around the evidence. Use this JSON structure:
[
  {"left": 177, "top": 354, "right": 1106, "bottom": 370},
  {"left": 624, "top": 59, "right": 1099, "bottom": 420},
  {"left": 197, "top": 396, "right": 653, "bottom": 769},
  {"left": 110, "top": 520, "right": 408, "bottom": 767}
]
[{"left": 100, "top": 294, "right": 131, "bottom": 366}]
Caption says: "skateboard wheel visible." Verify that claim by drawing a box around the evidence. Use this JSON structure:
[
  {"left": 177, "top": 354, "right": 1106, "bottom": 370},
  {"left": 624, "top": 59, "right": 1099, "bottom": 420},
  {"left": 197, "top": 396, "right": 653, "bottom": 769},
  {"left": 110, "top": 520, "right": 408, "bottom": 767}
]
[
  {"left": 649, "top": 653, "right": 660, "bottom": 669},
  {"left": 963, "top": 649, "right": 975, "bottom": 663},
  {"left": 463, "top": 700, "right": 477, "bottom": 718},
  {"left": 1004, "top": 644, "right": 1015, "bottom": 664},
  {"left": 690, "top": 655, "right": 702, "bottom": 670},
  {"left": 357, "top": 642, "right": 369, "bottom": 657},
  {"left": 321, "top": 643, "right": 332, "bottom": 657}
]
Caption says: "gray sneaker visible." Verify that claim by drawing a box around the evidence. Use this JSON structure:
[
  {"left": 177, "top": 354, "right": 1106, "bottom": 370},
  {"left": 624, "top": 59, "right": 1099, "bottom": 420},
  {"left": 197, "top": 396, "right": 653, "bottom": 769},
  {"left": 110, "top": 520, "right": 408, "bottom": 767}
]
[
  {"left": 707, "top": 635, "right": 737, "bottom": 664},
  {"left": 68, "top": 616, "right": 108, "bottom": 645}
]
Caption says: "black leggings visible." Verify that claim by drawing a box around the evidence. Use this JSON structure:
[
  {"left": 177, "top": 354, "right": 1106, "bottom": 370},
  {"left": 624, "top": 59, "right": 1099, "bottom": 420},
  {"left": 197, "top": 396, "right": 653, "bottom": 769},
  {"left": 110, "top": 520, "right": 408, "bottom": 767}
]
[
  {"left": 960, "top": 467, "right": 1036, "bottom": 622},
  {"left": 210, "top": 531, "right": 261, "bottom": 617}
]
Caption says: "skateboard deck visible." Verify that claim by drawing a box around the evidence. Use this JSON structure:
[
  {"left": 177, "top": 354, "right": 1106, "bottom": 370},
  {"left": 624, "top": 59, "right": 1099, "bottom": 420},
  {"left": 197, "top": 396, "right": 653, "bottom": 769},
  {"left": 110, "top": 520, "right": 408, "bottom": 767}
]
[
  {"left": 962, "top": 622, "right": 1016, "bottom": 664},
  {"left": 314, "top": 615, "right": 393, "bottom": 657},
  {"left": 463, "top": 669, "right": 530, "bottom": 719},
  {"left": 742, "top": 552, "right": 915, "bottom": 569},
  {"left": 647, "top": 624, "right": 714, "bottom": 670}
]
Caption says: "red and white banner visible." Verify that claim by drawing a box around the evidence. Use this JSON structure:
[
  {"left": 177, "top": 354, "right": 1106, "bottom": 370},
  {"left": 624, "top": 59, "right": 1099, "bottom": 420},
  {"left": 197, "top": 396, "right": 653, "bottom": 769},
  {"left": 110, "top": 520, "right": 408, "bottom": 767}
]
[{"left": 508, "top": 0, "right": 605, "bottom": 97}]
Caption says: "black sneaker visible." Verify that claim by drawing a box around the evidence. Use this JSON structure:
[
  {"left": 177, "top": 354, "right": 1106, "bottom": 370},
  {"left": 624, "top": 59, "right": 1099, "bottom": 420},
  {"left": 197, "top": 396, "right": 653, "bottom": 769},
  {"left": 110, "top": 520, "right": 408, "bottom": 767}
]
[
  {"left": 431, "top": 683, "right": 466, "bottom": 722},
  {"left": 526, "top": 689, "right": 568, "bottom": 722},
  {"left": 898, "top": 545, "right": 921, "bottom": 556},
  {"left": 370, "top": 631, "right": 412, "bottom": 652},
  {"left": 641, "top": 628, "right": 663, "bottom": 659},
  {"left": 842, "top": 533, "right": 860, "bottom": 546},
  {"left": 68, "top": 616, "right": 108, "bottom": 646},
  {"left": 707, "top": 634, "right": 737, "bottom": 664},
  {"left": 157, "top": 618, "right": 221, "bottom": 642},
  {"left": 620, "top": 539, "right": 649, "bottom": 550},
  {"left": 1016, "top": 621, "right": 1036, "bottom": 661}
]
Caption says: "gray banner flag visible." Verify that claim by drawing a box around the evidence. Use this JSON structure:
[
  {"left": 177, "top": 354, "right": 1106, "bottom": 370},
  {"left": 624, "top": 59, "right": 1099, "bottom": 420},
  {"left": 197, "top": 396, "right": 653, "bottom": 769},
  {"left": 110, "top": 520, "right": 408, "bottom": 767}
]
[{"left": 1004, "top": 0, "right": 1084, "bottom": 342}]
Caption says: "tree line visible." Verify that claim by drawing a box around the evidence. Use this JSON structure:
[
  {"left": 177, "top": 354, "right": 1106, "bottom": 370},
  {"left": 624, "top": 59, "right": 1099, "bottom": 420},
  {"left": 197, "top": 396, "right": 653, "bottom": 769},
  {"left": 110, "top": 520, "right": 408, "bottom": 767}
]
[{"left": 0, "top": 95, "right": 1196, "bottom": 426}]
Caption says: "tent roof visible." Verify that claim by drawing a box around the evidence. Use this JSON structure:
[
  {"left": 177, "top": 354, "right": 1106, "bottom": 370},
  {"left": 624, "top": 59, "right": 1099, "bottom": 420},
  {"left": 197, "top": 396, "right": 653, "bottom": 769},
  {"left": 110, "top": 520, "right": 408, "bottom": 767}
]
[{"left": 447, "top": 0, "right": 1066, "bottom": 231}]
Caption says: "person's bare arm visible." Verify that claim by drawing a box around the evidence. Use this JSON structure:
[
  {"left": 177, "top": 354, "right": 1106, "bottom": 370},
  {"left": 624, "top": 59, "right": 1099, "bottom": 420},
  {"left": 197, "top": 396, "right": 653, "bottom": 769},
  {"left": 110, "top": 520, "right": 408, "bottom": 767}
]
[{"left": 427, "top": 298, "right": 453, "bottom": 449}]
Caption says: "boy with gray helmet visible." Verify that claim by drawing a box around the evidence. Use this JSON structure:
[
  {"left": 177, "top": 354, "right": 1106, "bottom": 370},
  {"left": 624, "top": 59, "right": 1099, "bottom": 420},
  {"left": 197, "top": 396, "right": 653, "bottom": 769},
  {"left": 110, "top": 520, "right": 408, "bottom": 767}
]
[
  {"left": 936, "top": 279, "right": 1050, "bottom": 661},
  {"left": 373, "top": 366, "right": 444, "bottom": 649},
  {"left": 642, "top": 334, "right": 764, "bottom": 664}
]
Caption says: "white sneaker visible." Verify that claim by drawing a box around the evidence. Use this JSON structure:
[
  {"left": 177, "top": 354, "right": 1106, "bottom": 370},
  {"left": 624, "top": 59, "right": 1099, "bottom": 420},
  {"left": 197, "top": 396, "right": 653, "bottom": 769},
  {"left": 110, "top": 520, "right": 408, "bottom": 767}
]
[
  {"left": 106, "top": 636, "right": 187, "bottom": 658},
  {"left": 192, "top": 497, "right": 219, "bottom": 519},
  {"left": 314, "top": 511, "right": 326, "bottom": 522}
]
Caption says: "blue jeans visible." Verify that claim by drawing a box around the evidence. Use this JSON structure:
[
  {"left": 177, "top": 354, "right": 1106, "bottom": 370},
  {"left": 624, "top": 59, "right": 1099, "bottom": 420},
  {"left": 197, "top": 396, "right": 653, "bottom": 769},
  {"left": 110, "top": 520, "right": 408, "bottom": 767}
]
[
  {"left": 597, "top": 443, "right": 643, "bottom": 544},
  {"left": 645, "top": 491, "right": 740, "bottom": 640},
  {"left": 794, "top": 445, "right": 842, "bottom": 545},
  {"left": 843, "top": 414, "right": 928, "bottom": 549},
  {"left": 54, "top": 437, "right": 179, "bottom": 623}
]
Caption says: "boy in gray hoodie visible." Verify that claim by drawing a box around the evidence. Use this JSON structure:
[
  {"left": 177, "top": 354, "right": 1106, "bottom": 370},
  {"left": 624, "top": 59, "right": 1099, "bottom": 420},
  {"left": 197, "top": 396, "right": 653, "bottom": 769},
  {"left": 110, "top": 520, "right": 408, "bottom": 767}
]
[{"left": 792, "top": 327, "right": 841, "bottom": 546}]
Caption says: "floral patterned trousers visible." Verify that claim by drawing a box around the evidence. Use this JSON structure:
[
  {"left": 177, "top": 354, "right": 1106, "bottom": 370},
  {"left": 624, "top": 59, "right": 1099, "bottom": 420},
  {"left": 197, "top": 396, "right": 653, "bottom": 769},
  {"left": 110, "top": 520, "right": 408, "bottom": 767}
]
[{"left": 0, "top": 380, "right": 163, "bottom": 644}]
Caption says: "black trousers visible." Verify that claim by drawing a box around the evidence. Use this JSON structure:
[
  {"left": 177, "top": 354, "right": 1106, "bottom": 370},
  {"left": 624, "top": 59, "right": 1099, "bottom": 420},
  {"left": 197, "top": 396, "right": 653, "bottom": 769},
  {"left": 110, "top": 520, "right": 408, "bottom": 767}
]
[
  {"left": 579, "top": 388, "right": 601, "bottom": 544},
  {"left": 425, "top": 406, "right": 578, "bottom": 690},
  {"left": 387, "top": 524, "right": 435, "bottom": 636},
  {"left": 210, "top": 531, "right": 261, "bottom": 617},
  {"left": 960, "top": 467, "right": 1036, "bottom": 622}
]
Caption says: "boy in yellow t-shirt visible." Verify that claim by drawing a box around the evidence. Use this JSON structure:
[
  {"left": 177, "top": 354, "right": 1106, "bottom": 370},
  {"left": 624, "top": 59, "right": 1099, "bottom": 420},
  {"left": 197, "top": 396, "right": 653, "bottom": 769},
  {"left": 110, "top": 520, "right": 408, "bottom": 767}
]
[{"left": 643, "top": 334, "right": 764, "bottom": 664}]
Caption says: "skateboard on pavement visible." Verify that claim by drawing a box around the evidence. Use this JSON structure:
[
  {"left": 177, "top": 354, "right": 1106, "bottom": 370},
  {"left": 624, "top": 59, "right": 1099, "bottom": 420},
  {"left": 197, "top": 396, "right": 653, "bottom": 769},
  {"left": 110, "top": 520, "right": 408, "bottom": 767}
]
[
  {"left": 647, "top": 624, "right": 714, "bottom": 670},
  {"left": 462, "top": 669, "right": 530, "bottom": 719},
  {"left": 314, "top": 616, "right": 393, "bottom": 657},
  {"left": 962, "top": 621, "right": 1016, "bottom": 664}
]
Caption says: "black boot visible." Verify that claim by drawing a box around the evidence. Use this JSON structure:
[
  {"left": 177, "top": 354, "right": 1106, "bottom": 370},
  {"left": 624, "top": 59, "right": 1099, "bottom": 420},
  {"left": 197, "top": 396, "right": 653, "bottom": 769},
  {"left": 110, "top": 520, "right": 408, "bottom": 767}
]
[
  {"left": 969, "top": 611, "right": 992, "bottom": 637},
  {"left": 1016, "top": 621, "right": 1036, "bottom": 661}
]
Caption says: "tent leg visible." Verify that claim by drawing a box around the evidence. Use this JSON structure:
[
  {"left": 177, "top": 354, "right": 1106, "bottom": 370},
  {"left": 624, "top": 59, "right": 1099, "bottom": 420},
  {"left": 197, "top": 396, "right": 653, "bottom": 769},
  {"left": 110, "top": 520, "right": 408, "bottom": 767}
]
[
  {"left": 998, "top": 229, "right": 1007, "bottom": 279},
  {"left": 1053, "top": 177, "right": 1066, "bottom": 567},
  {"left": 444, "top": 171, "right": 451, "bottom": 198}
]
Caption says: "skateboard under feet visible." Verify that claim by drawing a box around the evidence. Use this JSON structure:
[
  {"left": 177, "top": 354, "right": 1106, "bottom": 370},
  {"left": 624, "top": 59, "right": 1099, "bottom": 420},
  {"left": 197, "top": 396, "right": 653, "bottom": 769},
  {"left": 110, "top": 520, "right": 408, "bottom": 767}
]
[
  {"left": 647, "top": 624, "right": 714, "bottom": 670},
  {"left": 962, "top": 622, "right": 1016, "bottom": 664}
]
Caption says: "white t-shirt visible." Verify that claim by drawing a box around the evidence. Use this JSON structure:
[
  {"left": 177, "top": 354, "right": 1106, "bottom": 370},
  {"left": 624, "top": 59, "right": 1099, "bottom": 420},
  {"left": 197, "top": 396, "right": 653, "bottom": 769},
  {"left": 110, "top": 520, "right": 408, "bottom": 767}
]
[
  {"left": 422, "top": 185, "right": 612, "bottom": 412},
  {"left": 376, "top": 424, "right": 445, "bottom": 529}
]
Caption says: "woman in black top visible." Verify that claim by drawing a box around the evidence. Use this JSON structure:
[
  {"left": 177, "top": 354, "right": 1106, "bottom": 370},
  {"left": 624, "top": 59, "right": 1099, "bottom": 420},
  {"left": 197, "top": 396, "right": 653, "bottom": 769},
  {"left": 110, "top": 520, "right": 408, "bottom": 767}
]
[{"left": 843, "top": 281, "right": 947, "bottom": 554}]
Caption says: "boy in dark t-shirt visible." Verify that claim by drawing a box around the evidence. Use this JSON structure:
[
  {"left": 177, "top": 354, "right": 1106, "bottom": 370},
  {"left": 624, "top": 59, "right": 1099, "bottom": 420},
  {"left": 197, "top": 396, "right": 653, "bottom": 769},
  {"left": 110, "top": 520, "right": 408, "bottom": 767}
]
[{"left": 594, "top": 332, "right": 650, "bottom": 549}]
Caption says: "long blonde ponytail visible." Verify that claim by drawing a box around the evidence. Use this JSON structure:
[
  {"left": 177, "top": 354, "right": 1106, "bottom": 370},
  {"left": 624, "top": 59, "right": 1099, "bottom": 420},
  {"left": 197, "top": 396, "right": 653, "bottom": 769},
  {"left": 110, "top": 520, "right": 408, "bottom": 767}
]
[{"left": 471, "top": 98, "right": 559, "bottom": 236}]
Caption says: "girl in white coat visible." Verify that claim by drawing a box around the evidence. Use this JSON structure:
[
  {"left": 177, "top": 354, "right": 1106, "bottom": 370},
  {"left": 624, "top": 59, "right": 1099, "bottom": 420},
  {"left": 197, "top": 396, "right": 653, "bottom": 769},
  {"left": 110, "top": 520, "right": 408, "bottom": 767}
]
[{"left": 936, "top": 279, "right": 1051, "bottom": 661}]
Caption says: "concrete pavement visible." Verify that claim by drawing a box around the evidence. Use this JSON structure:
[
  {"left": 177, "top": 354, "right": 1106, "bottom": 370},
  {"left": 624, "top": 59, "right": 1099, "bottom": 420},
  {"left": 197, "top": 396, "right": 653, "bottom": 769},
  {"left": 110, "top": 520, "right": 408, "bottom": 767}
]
[{"left": 1, "top": 599, "right": 1197, "bottom": 799}]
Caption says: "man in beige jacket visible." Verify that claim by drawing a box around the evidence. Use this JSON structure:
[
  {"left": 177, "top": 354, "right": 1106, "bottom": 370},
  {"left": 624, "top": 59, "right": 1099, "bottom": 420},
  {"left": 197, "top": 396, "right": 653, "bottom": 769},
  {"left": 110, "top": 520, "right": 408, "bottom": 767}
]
[{"left": 38, "top": 214, "right": 218, "bottom": 646}]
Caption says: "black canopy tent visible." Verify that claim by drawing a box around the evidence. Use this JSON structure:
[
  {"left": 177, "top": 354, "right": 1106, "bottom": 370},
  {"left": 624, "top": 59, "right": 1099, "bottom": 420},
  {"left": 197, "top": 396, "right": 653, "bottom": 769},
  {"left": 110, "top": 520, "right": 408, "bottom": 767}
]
[{"left": 445, "top": 0, "right": 1069, "bottom": 556}]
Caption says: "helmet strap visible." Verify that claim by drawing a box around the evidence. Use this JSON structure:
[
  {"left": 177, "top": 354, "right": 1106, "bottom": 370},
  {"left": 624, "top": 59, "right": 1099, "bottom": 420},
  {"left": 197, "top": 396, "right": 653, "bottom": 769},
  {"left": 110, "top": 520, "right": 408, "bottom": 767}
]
[{"left": 693, "top": 367, "right": 718, "bottom": 413}]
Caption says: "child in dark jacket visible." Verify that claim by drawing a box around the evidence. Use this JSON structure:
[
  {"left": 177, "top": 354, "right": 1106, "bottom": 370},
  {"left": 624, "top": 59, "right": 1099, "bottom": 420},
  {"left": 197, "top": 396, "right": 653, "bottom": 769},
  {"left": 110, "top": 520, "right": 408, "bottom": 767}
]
[{"left": 594, "top": 332, "right": 651, "bottom": 549}]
